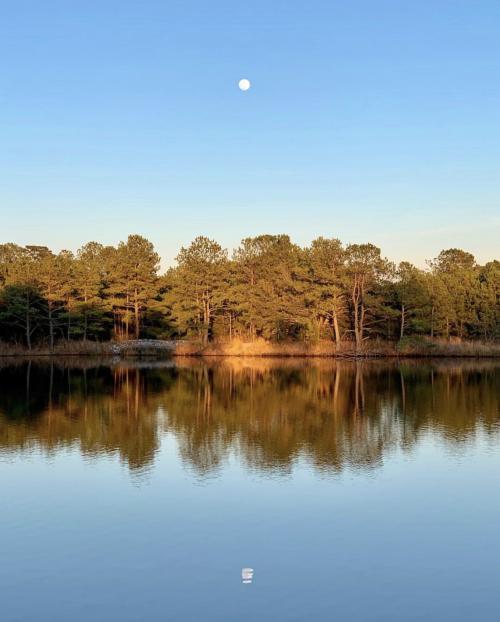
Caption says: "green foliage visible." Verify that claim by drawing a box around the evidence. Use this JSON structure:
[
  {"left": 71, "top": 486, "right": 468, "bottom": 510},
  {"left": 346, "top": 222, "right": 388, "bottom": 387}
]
[
  {"left": 0, "top": 237, "right": 497, "bottom": 347},
  {"left": 166, "top": 236, "right": 228, "bottom": 343}
]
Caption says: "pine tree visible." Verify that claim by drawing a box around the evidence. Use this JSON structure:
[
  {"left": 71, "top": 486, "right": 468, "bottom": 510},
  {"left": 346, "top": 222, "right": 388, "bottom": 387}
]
[{"left": 168, "top": 237, "right": 228, "bottom": 343}]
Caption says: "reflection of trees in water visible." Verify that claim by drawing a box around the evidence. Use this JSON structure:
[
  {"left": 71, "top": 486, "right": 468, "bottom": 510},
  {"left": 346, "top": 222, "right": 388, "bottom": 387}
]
[
  {"left": 0, "top": 362, "right": 164, "bottom": 471},
  {"left": 0, "top": 358, "right": 498, "bottom": 475},
  {"left": 163, "top": 360, "right": 500, "bottom": 475}
]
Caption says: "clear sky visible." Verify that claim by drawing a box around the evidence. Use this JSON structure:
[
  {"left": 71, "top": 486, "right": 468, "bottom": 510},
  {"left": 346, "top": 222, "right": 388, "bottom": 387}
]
[{"left": 1, "top": 0, "right": 499, "bottom": 268}]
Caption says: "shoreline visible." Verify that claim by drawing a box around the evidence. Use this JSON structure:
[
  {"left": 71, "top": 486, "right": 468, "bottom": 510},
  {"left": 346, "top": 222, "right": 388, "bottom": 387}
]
[{"left": 1, "top": 338, "right": 499, "bottom": 359}]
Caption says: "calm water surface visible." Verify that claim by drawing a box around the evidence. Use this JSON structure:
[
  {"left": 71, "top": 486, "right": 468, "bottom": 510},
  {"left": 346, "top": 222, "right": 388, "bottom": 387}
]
[{"left": 1, "top": 358, "right": 499, "bottom": 621}]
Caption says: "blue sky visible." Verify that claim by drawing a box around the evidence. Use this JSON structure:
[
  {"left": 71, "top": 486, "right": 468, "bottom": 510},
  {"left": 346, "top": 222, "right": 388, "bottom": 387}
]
[{"left": 1, "top": 0, "right": 499, "bottom": 267}]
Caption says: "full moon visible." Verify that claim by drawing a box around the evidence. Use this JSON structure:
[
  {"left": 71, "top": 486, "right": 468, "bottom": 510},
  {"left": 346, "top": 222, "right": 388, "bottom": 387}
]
[{"left": 238, "top": 78, "right": 251, "bottom": 91}]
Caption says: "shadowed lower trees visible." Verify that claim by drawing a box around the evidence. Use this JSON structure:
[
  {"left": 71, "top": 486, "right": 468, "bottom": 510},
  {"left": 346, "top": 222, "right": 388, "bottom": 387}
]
[{"left": 0, "top": 284, "right": 43, "bottom": 350}]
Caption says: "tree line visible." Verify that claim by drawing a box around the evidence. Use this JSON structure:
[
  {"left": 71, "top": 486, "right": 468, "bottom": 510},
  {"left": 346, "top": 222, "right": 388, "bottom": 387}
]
[{"left": 0, "top": 234, "right": 498, "bottom": 349}]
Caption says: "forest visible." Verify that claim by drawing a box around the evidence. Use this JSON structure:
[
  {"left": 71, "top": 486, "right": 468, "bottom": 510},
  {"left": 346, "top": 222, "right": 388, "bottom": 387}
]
[{"left": 0, "top": 234, "right": 498, "bottom": 351}]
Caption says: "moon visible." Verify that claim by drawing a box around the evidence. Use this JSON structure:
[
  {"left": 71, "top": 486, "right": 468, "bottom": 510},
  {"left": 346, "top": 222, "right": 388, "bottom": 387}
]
[{"left": 238, "top": 78, "right": 251, "bottom": 91}]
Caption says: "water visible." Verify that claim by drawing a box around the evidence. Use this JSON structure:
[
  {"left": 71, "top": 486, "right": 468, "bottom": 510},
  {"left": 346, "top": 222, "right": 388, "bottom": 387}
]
[{"left": 1, "top": 358, "right": 499, "bottom": 622}]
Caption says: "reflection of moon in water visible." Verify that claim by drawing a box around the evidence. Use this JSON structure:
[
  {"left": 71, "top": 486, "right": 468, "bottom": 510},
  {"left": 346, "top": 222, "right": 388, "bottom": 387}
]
[{"left": 238, "top": 78, "right": 251, "bottom": 91}]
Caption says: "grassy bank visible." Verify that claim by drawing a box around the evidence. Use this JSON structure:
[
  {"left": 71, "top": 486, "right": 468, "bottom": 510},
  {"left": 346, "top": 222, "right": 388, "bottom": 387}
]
[
  {"left": 1, "top": 337, "right": 499, "bottom": 358},
  {"left": 0, "top": 340, "right": 114, "bottom": 357},
  {"left": 173, "top": 337, "right": 500, "bottom": 358}
]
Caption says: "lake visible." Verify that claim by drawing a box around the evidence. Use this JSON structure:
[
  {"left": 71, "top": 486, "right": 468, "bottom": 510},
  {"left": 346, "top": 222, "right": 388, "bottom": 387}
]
[{"left": 1, "top": 358, "right": 499, "bottom": 621}]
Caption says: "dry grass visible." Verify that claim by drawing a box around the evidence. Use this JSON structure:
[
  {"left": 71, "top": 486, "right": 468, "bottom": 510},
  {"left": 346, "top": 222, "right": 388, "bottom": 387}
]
[
  {"left": 395, "top": 336, "right": 500, "bottom": 358},
  {"left": 173, "top": 337, "right": 340, "bottom": 357},
  {"left": 0, "top": 340, "right": 113, "bottom": 357},
  {"left": 173, "top": 336, "right": 500, "bottom": 358},
  {"left": 1, "top": 337, "right": 499, "bottom": 358}
]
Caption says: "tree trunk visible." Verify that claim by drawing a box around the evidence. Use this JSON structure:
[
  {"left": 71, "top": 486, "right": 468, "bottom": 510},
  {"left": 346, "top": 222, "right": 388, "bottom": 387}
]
[
  {"left": 360, "top": 303, "right": 365, "bottom": 344},
  {"left": 332, "top": 309, "right": 340, "bottom": 346},
  {"left": 400, "top": 304, "right": 405, "bottom": 340},
  {"left": 202, "top": 299, "right": 210, "bottom": 345},
  {"left": 206, "top": 303, "right": 211, "bottom": 343},
  {"left": 134, "top": 296, "right": 140, "bottom": 339},
  {"left": 26, "top": 306, "right": 32, "bottom": 351},
  {"left": 125, "top": 296, "right": 129, "bottom": 340},
  {"left": 48, "top": 303, "right": 54, "bottom": 352},
  {"left": 353, "top": 291, "right": 361, "bottom": 349},
  {"left": 352, "top": 277, "right": 364, "bottom": 349}
]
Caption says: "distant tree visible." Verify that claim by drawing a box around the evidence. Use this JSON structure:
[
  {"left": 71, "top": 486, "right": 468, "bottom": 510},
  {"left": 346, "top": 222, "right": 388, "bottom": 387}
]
[
  {"left": 305, "top": 237, "right": 345, "bottom": 344},
  {"left": 429, "top": 249, "right": 478, "bottom": 339},
  {"left": 344, "top": 244, "right": 392, "bottom": 348},
  {"left": 476, "top": 260, "right": 500, "bottom": 339},
  {"left": 394, "top": 262, "right": 430, "bottom": 339},
  {"left": 101, "top": 245, "right": 128, "bottom": 339},
  {"left": 169, "top": 237, "right": 228, "bottom": 343},
  {"left": 232, "top": 235, "right": 305, "bottom": 341},
  {"left": 74, "top": 242, "right": 106, "bottom": 340},
  {"left": 0, "top": 243, "right": 27, "bottom": 288},
  {"left": 120, "top": 235, "right": 160, "bottom": 339},
  {"left": 36, "top": 249, "right": 73, "bottom": 351},
  {"left": 102, "top": 236, "right": 159, "bottom": 340}
]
